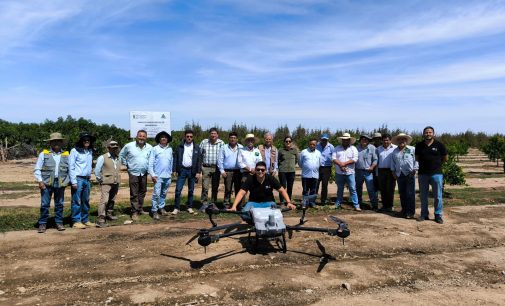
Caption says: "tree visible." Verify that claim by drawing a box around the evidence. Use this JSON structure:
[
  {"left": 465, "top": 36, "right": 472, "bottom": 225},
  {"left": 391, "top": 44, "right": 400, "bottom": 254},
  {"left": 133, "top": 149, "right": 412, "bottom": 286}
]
[{"left": 481, "top": 135, "right": 505, "bottom": 166}]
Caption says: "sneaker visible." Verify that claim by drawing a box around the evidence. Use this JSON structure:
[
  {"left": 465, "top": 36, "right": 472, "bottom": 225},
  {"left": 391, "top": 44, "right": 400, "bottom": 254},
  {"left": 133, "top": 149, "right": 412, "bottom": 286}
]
[
  {"left": 106, "top": 215, "right": 118, "bottom": 221},
  {"left": 96, "top": 220, "right": 108, "bottom": 228},
  {"left": 83, "top": 221, "right": 94, "bottom": 227},
  {"left": 159, "top": 208, "right": 168, "bottom": 216},
  {"left": 434, "top": 215, "right": 444, "bottom": 224},
  {"left": 131, "top": 213, "right": 139, "bottom": 221},
  {"left": 405, "top": 214, "right": 415, "bottom": 219},
  {"left": 73, "top": 222, "right": 86, "bottom": 229},
  {"left": 38, "top": 224, "right": 47, "bottom": 233},
  {"left": 141, "top": 210, "right": 149, "bottom": 215},
  {"left": 187, "top": 208, "right": 197, "bottom": 215},
  {"left": 354, "top": 207, "right": 362, "bottom": 211},
  {"left": 151, "top": 212, "right": 160, "bottom": 220},
  {"left": 198, "top": 204, "right": 209, "bottom": 213},
  {"left": 416, "top": 216, "right": 429, "bottom": 222},
  {"left": 56, "top": 223, "right": 65, "bottom": 231},
  {"left": 171, "top": 209, "right": 179, "bottom": 215}
]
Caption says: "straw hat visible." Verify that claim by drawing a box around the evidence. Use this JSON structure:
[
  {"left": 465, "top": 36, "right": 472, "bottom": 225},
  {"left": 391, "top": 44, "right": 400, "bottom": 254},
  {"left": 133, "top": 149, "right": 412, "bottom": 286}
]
[
  {"left": 338, "top": 133, "right": 356, "bottom": 144},
  {"left": 243, "top": 133, "right": 259, "bottom": 143},
  {"left": 45, "top": 132, "right": 66, "bottom": 143},
  {"left": 372, "top": 132, "right": 382, "bottom": 139},
  {"left": 392, "top": 133, "right": 413, "bottom": 145},
  {"left": 107, "top": 140, "right": 119, "bottom": 148}
]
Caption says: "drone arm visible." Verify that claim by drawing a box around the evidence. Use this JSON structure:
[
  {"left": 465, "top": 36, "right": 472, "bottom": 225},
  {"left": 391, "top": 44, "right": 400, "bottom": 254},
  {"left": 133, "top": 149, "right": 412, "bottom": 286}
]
[
  {"left": 198, "top": 228, "right": 254, "bottom": 247},
  {"left": 286, "top": 225, "right": 350, "bottom": 238}
]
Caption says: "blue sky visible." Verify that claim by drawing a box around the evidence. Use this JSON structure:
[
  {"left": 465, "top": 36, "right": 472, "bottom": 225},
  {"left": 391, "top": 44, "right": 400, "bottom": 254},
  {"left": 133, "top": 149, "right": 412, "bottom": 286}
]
[{"left": 1, "top": 0, "right": 505, "bottom": 134}]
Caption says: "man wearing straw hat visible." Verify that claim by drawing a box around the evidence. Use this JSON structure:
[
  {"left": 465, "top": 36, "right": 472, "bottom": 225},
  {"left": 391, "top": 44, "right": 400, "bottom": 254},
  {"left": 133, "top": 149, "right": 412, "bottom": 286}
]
[
  {"left": 355, "top": 135, "right": 379, "bottom": 210},
  {"left": 148, "top": 131, "right": 173, "bottom": 220},
  {"left": 238, "top": 133, "right": 263, "bottom": 178},
  {"left": 34, "top": 132, "right": 70, "bottom": 233},
  {"left": 332, "top": 133, "right": 360, "bottom": 211},
  {"left": 391, "top": 133, "right": 418, "bottom": 219},
  {"left": 94, "top": 140, "right": 121, "bottom": 227}
]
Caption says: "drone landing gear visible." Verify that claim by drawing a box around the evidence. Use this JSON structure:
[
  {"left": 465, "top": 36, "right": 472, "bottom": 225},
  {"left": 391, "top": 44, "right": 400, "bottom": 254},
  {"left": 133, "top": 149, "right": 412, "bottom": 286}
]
[{"left": 247, "top": 232, "right": 287, "bottom": 254}]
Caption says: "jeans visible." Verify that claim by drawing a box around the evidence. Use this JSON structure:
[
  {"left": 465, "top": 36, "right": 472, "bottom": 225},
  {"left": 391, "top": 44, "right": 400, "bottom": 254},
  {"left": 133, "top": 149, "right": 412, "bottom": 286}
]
[
  {"left": 201, "top": 165, "right": 220, "bottom": 204},
  {"left": 378, "top": 168, "right": 396, "bottom": 209},
  {"left": 397, "top": 173, "right": 416, "bottom": 216},
  {"left": 316, "top": 166, "right": 332, "bottom": 203},
  {"left": 302, "top": 177, "right": 318, "bottom": 205},
  {"left": 151, "top": 177, "right": 171, "bottom": 212},
  {"left": 335, "top": 173, "right": 359, "bottom": 208},
  {"left": 128, "top": 173, "right": 148, "bottom": 214},
  {"left": 355, "top": 169, "right": 378, "bottom": 207},
  {"left": 38, "top": 180, "right": 65, "bottom": 225},
  {"left": 418, "top": 174, "right": 444, "bottom": 218},
  {"left": 174, "top": 167, "right": 195, "bottom": 209},
  {"left": 278, "top": 172, "right": 295, "bottom": 203},
  {"left": 71, "top": 177, "right": 91, "bottom": 223}
]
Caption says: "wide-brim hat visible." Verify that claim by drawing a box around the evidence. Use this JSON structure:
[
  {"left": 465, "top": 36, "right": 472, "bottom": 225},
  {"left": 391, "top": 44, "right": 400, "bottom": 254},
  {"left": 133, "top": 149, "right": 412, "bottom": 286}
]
[
  {"left": 155, "top": 131, "right": 172, "bottom": 143},
  {"left": 372, "top": 132, "right": 382, "bottom": 139},
  {"left": 338, "top": 133, "right": 356, "bottom": 144},
  {"left": 359, "top": 134, "right": 372, "bottom": 141},
  {"left": 243, "top": 133, "right": 259, "bottom": 143},
  {"left": 392, "top": 133, "right": 413, "bottom": 145},
  {"left": 107, "top": 140, "right": 119, "bottom": 148},
  {"left": 45, "top": 132, "right": 66, "bottom": 143},
  {"left": 78, "top": 132, "right": 96, "bottom": 143}
]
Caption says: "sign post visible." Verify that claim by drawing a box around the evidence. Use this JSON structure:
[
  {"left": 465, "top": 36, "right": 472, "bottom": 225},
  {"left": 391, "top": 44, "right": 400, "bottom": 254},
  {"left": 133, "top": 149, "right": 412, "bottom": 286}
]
[{"left": 130, "top": 111, "right": 171, "bottom": 138}]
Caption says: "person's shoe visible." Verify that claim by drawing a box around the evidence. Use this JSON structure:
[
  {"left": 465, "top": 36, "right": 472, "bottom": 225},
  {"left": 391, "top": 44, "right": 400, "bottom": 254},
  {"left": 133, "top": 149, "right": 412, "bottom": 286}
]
[
  {"left": 434, "top": 215, "right": 444, "bottom": 224},
  {"left": 187, "top": 208, "right": 197, "bottom": 215},
  {"left": 405, "top": 214, "right": 414, "bottom": 219},
  {"left": 151, "top": 211, "right": 160, "bottom": 220},
  {"left": 73, "top": 222, "right": 86, "bottom": 229},
  {"left": 354, "top": 207, "right": 362, "bottom": 211},
  {"left": 379, "top": 207, "right": 394, "bottom": 213},
  {"left": 83, "top": 221, "right": 94, "bottom": 227},
  {"left": 37, "top": 224, "right": 47, "bottom": 233},
  {"left": 96, "top": 219, "right": 108, "bottom": 228},
  {"left": 335, "top": 204, "right": 342, "bottom": 210},
  {"left": 141, "top": 210, "right": 149, "bottom": 215},
  {"left": 416, "top": 216, "right": 429, "bottom": 222},
  {"left": 106, "top": 215, "right": 118, "bottom": 221},
  {"left": 171, "top": 209, "right": 179, "bottom": 215},
  {"left": 159, "top": 208, "right": 168, "bottom": 216},
  {"left": 56, "top": 223, "right": 65, "bottom": 231},
  {"left": 131, "top": 213, "right": 139, "bottom": 221},
  {"left": 198, "top": 204, "right": 209, "bottom": 213}
]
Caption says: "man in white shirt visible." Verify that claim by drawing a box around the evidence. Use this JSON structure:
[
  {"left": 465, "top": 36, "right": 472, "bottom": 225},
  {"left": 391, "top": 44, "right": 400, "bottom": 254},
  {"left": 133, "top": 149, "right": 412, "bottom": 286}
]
[
  {"left": 238, "top": 133, "right": 263, "bottom": 178},
  {"left": 332, "top": 133, "right": 360, "bottom": 210},
  {"left": 299, "top": 139, "right": 321, "bottom": 207},
  {"left": 376, "top": 134, "right": 398, "bottom": 212}
]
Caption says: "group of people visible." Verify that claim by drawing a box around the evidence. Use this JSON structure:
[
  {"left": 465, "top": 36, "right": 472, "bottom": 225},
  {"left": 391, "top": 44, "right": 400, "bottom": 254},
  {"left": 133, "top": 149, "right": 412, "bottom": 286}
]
[{"left": 34, "top": 126, "right": 447, "bottom": 233}]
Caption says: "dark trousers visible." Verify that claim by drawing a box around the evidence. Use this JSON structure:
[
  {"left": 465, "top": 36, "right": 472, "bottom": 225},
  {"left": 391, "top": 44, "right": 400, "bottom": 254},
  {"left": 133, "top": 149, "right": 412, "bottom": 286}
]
[
  {"left": 302, "top": 178, "right": 318, "bottom": 205},
  {"left": 378, "top": 168, "right": 396, "bottom": 209},
  {"left": 223, "top": 169, "right": 242, "bottom": 204},
  {"left": 397, "top": 173, "right": 416, "bottom": 216},
  {"left": 128, "top": 173, "right": 148, "bottom": 214},
  {"left": 317, "top": 166, "right": 332, "bottom": 203},
  {"left": 278, "top": 172, "right": 295, "bottom": 203}
]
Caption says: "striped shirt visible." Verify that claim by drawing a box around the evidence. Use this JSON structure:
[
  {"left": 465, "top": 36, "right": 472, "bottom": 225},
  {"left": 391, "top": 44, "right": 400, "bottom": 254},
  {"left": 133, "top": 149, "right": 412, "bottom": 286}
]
[{"left": 200, "top": 138, "right": 225, "bottom": 166}]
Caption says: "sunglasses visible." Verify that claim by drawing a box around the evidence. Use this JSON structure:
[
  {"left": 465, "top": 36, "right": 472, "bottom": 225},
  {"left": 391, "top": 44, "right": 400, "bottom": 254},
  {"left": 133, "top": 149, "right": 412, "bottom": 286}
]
[
  {"left": 285, "top": 140, "right": 292, "bottom": 143},
  {"left": 186, "top": 135, "right": 193, "bottom": 138},
  {"left": 255, "top": 168, "right": 266, "bottom": 172}
]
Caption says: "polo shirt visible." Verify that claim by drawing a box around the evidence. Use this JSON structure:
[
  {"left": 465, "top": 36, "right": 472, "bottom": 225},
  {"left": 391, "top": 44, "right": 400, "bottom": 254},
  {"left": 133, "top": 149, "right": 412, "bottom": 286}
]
[
  {"left": 415, "top": 140, "right": 447, "bottom": 175},
  {"left": 241, "top": 175, "right": 281, "bottom": 203}
]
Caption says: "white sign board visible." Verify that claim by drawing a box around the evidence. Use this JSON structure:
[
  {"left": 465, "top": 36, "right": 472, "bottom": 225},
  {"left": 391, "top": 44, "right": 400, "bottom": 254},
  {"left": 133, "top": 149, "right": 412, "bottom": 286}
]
[{"left": 130, "top": 111, "right": 171, "bottom": 138}]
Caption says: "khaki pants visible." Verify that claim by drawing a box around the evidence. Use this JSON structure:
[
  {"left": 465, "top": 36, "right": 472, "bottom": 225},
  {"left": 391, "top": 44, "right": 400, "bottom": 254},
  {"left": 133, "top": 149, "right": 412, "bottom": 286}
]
[
  {"left": 223, "top": 169, "right": 242, "bottom": 204},
  {"left": 98, "top": 184, "right": 119, "bottom": 218},
  {"left": 201, "top": 165, "right": 220, "bottom": 204}
]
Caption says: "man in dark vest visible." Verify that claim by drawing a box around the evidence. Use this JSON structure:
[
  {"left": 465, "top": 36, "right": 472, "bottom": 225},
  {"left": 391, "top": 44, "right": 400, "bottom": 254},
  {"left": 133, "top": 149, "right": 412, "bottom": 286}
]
[
  {"left": 34, "top": 132, "right": 70, "bottom": 233},
  {"left": 258, "top": 133, "right": 278, "bottom": 178},
  {"left": 94, "top": 140, "right": 121, "bottom": 227}
]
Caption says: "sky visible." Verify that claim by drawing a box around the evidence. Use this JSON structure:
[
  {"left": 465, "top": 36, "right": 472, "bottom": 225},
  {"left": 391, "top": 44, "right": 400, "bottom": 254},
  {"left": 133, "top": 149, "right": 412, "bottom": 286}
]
[{"left": 1, "top": 0, "right": 505, "bottom": 134}]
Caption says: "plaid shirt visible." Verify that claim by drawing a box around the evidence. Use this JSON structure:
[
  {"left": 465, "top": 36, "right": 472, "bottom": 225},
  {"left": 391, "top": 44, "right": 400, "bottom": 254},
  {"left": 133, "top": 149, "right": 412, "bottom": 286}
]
[{"left": 200, "top": 138, "right": 224, "bottom": 165}]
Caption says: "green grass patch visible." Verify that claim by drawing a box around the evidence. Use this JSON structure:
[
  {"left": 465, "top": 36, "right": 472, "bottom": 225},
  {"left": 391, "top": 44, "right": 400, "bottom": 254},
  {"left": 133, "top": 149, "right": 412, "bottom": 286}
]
[{"left": 0, "top": 182, "right": 36, "bottom": 191}]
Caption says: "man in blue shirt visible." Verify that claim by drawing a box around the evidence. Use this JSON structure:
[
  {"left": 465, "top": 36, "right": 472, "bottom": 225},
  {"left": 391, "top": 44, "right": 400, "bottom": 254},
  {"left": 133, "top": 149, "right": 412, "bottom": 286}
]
[
  {"left": 119, "top": 130, "right": 153, "bottom": 221},
  {"left": 218, "top": 132, "right": 243, "bottom": 209},
  {"left": 355, "top": 135, "right": 379, "bottom": 210},
  {"left": 316, "top": 133, "right": 334, "bottom": 205},
  {"left": 69, "top": 132, "right": 95, "bottom": 229},
  {"left": 148, "top": 131, "right": 173, "bottom": 220}
]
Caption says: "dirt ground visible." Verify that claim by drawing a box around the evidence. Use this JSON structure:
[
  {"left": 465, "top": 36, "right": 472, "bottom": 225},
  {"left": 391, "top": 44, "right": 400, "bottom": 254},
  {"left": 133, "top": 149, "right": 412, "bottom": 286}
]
[{"left": 1, "top": 149, "right": 505, "bottom": 305}]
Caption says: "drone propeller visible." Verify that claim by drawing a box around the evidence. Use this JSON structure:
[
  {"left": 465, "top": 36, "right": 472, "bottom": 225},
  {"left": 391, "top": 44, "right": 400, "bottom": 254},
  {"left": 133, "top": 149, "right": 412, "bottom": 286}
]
[
  {"left": 315, "top": 240, "right": 336, "bottom": 273},
  {"left": 186, "top": 229, "right": 208, "bottom": 245}
]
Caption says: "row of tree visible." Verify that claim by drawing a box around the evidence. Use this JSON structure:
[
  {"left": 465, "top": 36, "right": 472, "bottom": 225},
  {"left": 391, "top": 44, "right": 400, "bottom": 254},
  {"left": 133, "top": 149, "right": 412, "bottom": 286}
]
[{"left": 481, "top": 135, "right": 505, "bottom": 173}]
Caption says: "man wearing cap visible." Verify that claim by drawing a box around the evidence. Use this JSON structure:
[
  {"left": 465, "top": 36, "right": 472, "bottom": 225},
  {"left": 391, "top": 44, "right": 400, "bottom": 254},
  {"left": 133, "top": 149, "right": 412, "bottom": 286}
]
[
  {"left": 173, "top": 129, "right": 203, "bottom": 215},
  {"left": 299, "top": 139, "right": 322, "bottom": 207},
  {"left": 258, "top": 133, "right": 278, "bottom": 177},
  {"left": 332, "top": 133, "right": 360, "bottom": 210},
  {"left": 415, "top": 126, "right": 448, "bottom": 224},
  {"left": 218, "top": 132, "right": 243, "bottom": 208},
  {"left": 391, "top": 133, "right": 418, "bottom": 219},
  {"left": 238, "top": 133, "right": 263, "bottom": 178},
  {"left": 34, "top": 132, "right": 70, "bottom": 233},
  {"left": 355, "top": 135, "right": 379, "bottom": 210},
  {"left": 148, "top": 131, "right": 173, "bottom": 220},
  {"left": 316, "top": 133, "right": 334, "bottom": 205},
  {"left": 371, "top": 132, "right": 382, "bottom": 192},
  {"left": 94, "top": 140, "right": 121, "bottom": 227},
  {"left": 119, "top": 130, "right": 153, "bottom": 221},
  {"left": 69, "top": 132, "right": 96, "bottom": 229},
  {"left": 377, "top": 134, "right": 397, "bottom": 212},
  {"left": 199, "top": 128, "right": 225, "bottom": 211}
]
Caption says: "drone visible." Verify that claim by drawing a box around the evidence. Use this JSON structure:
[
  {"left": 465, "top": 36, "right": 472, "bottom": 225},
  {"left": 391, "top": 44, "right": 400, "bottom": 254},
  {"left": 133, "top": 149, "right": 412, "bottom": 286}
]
[{"left": 186, "top": 195, "right": 351, "bottom": 254}]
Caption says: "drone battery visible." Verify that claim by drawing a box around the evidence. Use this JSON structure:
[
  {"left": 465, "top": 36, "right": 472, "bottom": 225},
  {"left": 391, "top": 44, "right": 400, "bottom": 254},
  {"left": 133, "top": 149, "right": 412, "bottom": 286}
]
[{"left": 250, "top": 207, "right": 286, "bottom": 237}]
